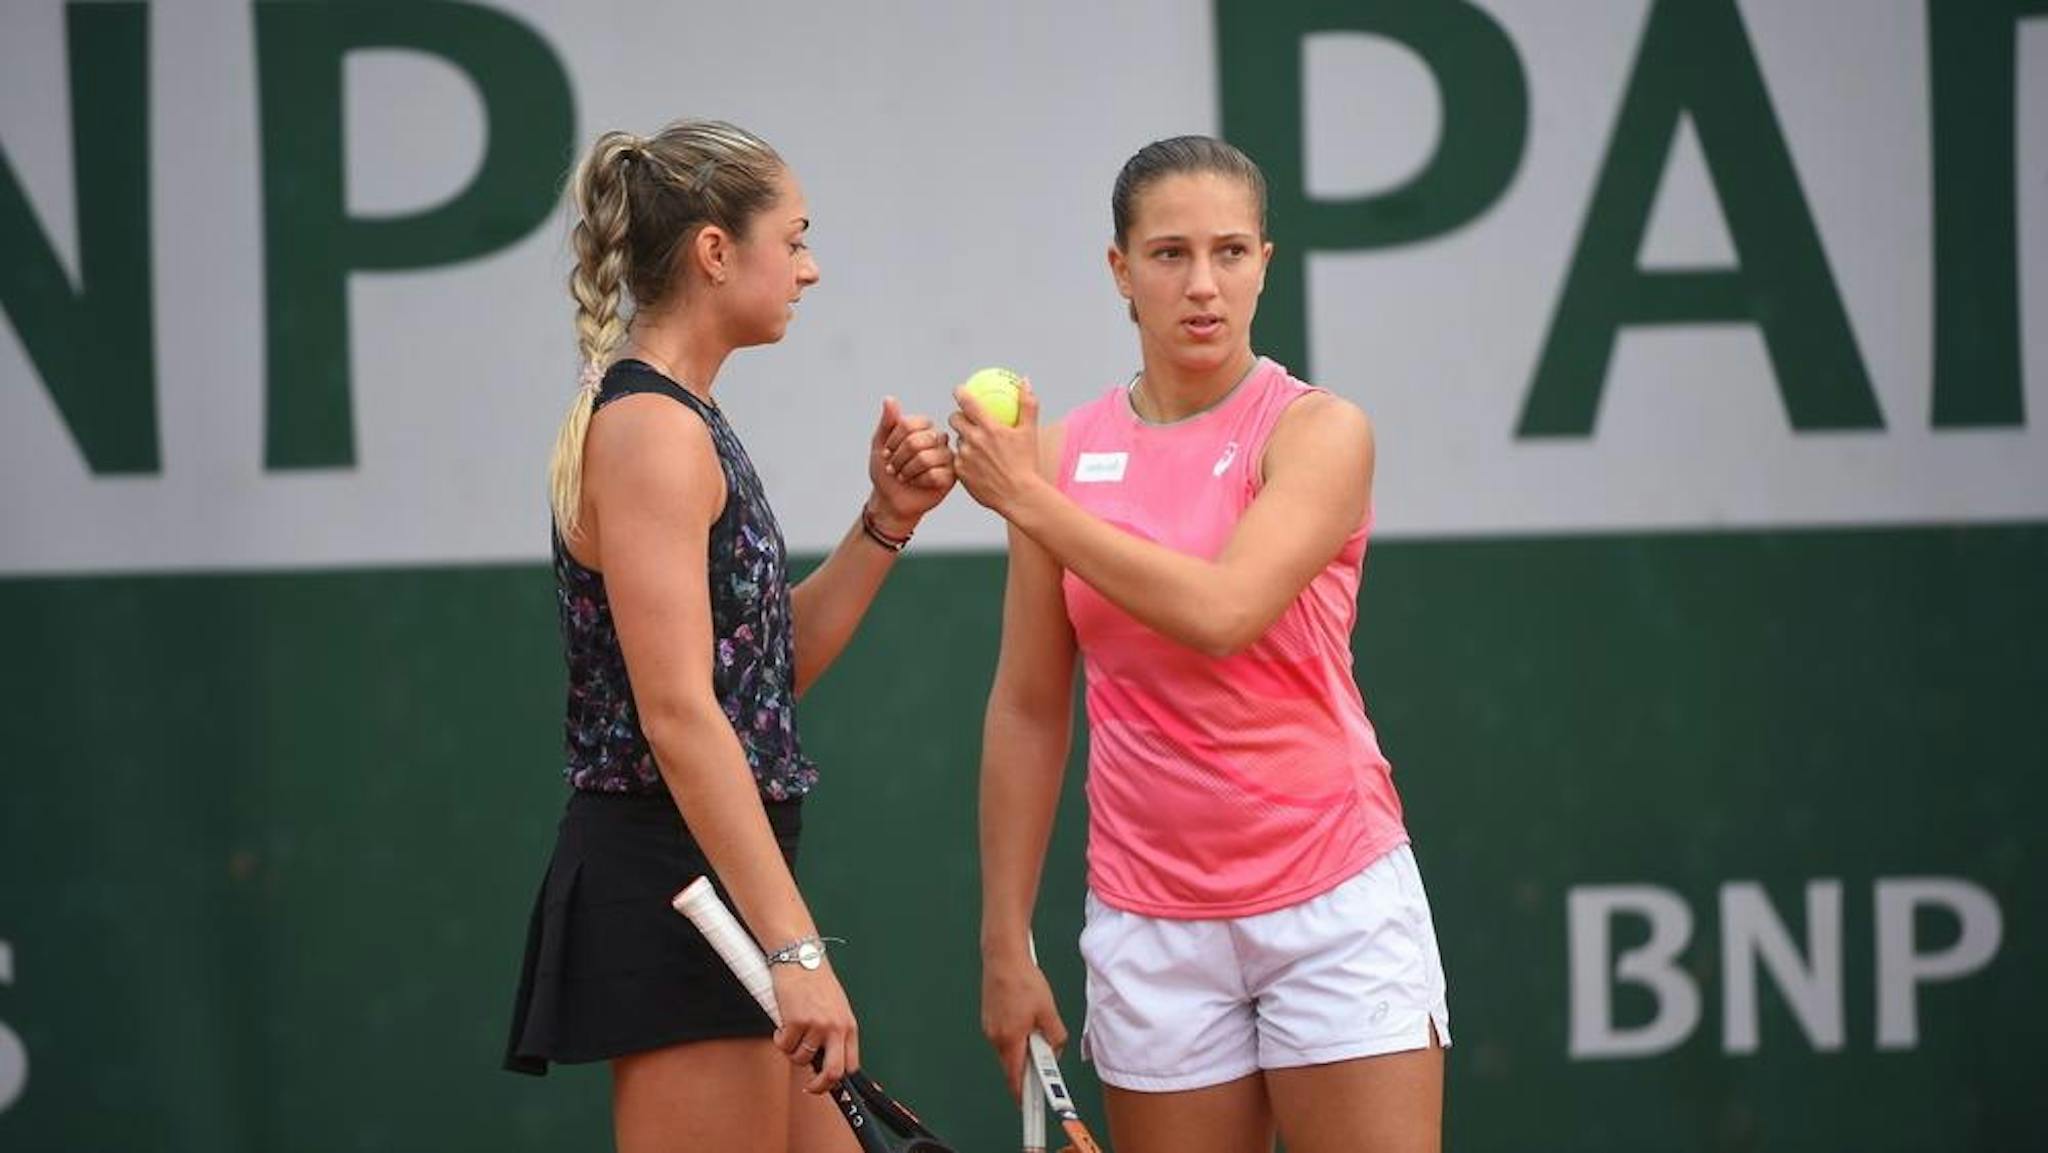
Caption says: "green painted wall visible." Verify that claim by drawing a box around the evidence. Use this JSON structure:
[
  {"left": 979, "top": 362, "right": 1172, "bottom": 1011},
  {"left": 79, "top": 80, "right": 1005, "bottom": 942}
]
[{"left": 2, "top": 525, "right": 2040, "bottom": 1150}]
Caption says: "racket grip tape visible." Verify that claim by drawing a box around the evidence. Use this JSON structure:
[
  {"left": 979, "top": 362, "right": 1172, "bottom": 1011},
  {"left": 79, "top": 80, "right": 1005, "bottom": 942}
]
[
  {"left": 672, "top": 876, "right": 781, "bottom": 1026},
  {"left": 1023, "top": 1058, "right": 1046, "bottom": 1152}
]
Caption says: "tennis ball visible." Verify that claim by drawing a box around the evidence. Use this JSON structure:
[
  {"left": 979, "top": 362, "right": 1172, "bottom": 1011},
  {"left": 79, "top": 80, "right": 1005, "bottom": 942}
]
[{"left": 960, "top": 366, "right": 1023, "bottom": 427}]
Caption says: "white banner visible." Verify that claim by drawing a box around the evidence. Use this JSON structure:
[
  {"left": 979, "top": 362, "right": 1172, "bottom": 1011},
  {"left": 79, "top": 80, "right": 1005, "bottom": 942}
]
[{"left": 3, "top": 0, "right": 2043, "bottom": 575}]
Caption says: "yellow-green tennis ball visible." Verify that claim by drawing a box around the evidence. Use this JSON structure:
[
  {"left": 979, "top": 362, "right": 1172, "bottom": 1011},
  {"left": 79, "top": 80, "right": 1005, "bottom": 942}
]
[{"left": 961, "top": 366, "right": 1023, "bottom": 427}]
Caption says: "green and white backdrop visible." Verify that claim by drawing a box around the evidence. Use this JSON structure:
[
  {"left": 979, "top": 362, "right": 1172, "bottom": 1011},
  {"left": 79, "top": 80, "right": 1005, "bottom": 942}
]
[{"left": 3, "top": 1, "right": 2042, "bottom": 1148}]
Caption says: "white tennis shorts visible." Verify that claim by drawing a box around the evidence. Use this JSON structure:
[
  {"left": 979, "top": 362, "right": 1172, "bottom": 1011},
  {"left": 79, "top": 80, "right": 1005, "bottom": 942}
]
[{"left": 1078, "top": 844, "right": 1451, "bottom": 1093}]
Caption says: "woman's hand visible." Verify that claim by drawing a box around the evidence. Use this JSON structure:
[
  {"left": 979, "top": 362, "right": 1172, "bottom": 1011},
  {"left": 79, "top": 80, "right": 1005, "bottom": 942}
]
[
  {"left": 866, "top": 396, "right": 956, "bottom": 536},
  {"left": 950, "top": 377, "right": 1044, "bottom": 519},
  {"left": 981, "top": 948, "right": 1069, "bottom": 1100},
  {"left": 770, "top": 959, "right": 861, "bottom": 1093}
]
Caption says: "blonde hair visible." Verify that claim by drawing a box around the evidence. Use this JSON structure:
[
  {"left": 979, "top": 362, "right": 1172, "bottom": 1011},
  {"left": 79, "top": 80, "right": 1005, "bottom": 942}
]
[{"left": 547, "top": 120, "right": 786, "bottom": 538}]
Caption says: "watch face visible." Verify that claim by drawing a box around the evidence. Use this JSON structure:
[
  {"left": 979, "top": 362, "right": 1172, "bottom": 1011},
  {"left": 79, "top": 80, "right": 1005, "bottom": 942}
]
[{"left": 796, "top": 940, "right": 824, "bottom": 970}]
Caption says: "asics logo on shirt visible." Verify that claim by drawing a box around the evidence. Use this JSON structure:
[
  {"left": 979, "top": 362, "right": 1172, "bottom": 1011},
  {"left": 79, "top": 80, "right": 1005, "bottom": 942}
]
[{"left": 1213, "top": 441, "right": 1238, "bottom": 477}]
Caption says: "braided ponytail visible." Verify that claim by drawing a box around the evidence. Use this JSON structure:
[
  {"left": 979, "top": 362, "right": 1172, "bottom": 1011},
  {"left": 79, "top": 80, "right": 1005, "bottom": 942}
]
[{"left": 548, "top": 133, "right": 639, "bottom": 539}]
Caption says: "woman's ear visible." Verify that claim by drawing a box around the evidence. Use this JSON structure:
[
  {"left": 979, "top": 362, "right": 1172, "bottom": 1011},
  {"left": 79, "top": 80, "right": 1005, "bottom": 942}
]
[{"left": 692, "top": 225, "right": 733, "bottom": 286}]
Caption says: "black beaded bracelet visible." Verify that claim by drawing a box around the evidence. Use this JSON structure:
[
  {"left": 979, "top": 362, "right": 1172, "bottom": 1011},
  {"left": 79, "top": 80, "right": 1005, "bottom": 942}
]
[{"left": 860, "top": 505, "right": 912, "bottom": 553}]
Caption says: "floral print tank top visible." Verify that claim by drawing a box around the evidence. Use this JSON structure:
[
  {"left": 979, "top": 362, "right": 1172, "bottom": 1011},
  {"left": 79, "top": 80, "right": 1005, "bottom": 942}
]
[{"left": 554, "top": 360, "right": 816, "bottom": 799}]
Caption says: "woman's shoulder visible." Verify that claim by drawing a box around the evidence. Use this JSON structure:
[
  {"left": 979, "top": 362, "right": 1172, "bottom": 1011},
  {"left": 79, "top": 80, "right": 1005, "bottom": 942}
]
[
  {"left": 583, "top": 387, "right": 724, "bottom": 517},
  {"left": 1056, "top": 378, "right": 1136, "bottom": 440},
  {"left": 1261, "top": 359, "right": 1369, "bottom": 427},
  {"left": 1062, "top": 378, "right": 1130, "bottom": 418},
  {"left": 1255, "top": 363, "right": 1374, "bottom": 474},
  {"left": 1043, "top": 380, "right": 1133, "bottom": 480},
  {"left": 1267, "top": 386, "right": 1374, "bottom": 481}
]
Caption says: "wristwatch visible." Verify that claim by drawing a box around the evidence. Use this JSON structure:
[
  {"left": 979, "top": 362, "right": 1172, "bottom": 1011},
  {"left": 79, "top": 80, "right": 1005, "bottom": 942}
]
[{"left": 766, "top": 935, "right": 827, "bottom": 971}]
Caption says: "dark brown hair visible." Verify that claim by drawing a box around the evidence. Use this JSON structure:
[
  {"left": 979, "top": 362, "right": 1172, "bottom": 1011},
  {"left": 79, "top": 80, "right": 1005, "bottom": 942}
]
[{"left": 1111, "top": 135, "right": 1269, "bottom": 248}]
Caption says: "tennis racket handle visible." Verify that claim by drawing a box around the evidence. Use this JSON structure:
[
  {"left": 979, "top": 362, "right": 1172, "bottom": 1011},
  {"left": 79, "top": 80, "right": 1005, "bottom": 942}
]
[
  {"left": 1027, "top": 1035, "right": 1071, "bottom": 1107},
  {"left": 672, "top": 877, "right": 781, "bottom": 1026},
  {"left": 1023, "top": 1058, "right": 1047, "bottom": 1152}
]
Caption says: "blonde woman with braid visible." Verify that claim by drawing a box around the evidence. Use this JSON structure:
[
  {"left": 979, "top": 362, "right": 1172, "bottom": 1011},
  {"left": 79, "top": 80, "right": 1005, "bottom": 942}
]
[{"left": 503, "top": 120, "right": 955, "bottom": 1153}]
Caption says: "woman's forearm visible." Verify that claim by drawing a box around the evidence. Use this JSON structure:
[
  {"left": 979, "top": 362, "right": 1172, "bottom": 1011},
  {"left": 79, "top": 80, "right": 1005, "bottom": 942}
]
[
  {"left": 1003, "top": 478, "right": 1255, "bottom": 657},
  {"left": 979, "top": 690, "right": 1074, "bottom": 962},
  {"left": 646, "top": 699, "right": 817, "bottom": 950},
  {"left": 788, "top": 506, "right": 907, "bottom": 695}
]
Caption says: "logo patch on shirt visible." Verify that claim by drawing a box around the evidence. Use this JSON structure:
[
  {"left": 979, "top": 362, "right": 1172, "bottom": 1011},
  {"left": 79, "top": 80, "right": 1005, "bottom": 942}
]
[
  {"left": 1073, "top": 452, "right": 1128, "bottom": 483},
  {"left": 1212, "top": 441, "right": 1239, "bottom": 477}
]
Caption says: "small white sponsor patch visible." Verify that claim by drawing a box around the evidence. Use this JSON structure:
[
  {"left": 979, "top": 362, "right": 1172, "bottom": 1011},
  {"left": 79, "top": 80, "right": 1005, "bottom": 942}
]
[{"left": 1073, "top": 452, "right": 1129, "bottom": 483}]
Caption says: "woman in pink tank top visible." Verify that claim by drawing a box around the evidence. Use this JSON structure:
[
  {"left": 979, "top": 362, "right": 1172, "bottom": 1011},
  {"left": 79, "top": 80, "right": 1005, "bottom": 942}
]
[{"left": 953, "top": 138, "right": 1450, "bottom": 1153}]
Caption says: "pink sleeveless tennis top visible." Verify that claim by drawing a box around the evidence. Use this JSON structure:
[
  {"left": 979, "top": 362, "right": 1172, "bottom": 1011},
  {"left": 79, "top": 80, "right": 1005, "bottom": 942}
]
[{"left": 1058, "top": 358, "right": 1409, "bottom": 918}]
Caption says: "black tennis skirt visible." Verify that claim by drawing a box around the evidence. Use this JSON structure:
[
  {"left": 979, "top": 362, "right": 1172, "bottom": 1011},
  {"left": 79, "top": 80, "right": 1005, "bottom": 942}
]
[{"left": 504, "top": 787, "right": 803, "bottom": 1075}]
